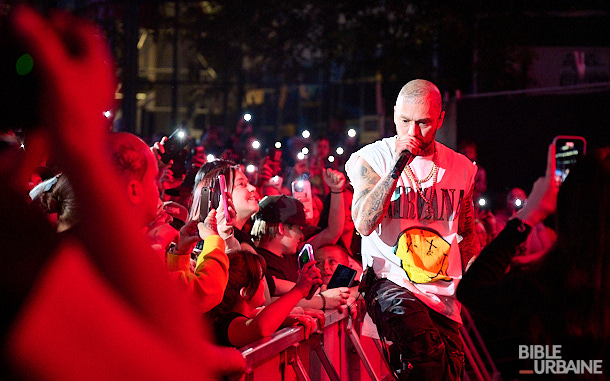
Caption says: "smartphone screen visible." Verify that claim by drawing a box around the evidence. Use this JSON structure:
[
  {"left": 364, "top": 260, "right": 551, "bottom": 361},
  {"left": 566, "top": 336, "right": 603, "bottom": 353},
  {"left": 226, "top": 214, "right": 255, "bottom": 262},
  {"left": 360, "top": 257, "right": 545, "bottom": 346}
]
[
  {"left": 554, "top": 136, "right": 586, "bottom": 184},
  {"left": 297, "top": 243, "right": 314, "bottom": 270},
  {"left": 327, "top": 264, "right": 357, "bottom": 289},
  {"left": 297, "top": 243, "right": 319, "bottom": 299},
  {"left": 292, "top": 179, "right": 314, "bottom": 221}
]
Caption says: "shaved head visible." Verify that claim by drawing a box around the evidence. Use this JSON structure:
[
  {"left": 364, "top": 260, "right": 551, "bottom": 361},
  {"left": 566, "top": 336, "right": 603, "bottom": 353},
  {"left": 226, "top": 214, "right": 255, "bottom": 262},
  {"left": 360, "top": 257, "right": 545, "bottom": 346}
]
[
  {"left": 108, "top": 132, "right": 151, "bottom": 182},
  {"left": 107, "top": 132, "right": 160, "bottom": 226},
  {"left": 396, "top": 79, "right": 443, "bottom": 114}
]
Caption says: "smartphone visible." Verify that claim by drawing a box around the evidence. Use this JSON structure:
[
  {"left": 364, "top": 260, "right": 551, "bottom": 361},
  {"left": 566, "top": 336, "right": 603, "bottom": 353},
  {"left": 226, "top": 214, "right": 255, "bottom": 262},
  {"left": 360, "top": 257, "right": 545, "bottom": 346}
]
[
  {"left": 266, "top": 147, "right": 282, "bottom": 176},
  {"left": 327, "top": 264, "right": 357, "bottom": 289},
  {"left": 169, "top": 148, "right": 188, "bottom": 177},
  {"left": 476, "top": 196, "right": 490, "bottom": 211},
  {"left": 218, "top": 174, "right": 232, "bottom": 224},
  {"left": 160, "top": 129, "right": 190, "bottom": 164},
  {"left": 267, "top": 175, "right": 283, "bottom": 188},
  {"left": 266, "top": 147, "right": 282, "bottom": 163},
  {"left": 513, "top": 198, "right": 525, "bottom": 211},
  {"left": 297, "top": 243, "right": 319, "bottom": 299},
  {"left": 292, "top": 179, "right": 314, "bottom": 221},
  {"left": 198, "top": 187, "right": 211, "bottom": 222},
  {"left": 298, "top": 243, "right": 314, "bottom": 270},
  {"left": 553, "top": 135, "right": 586, "bottom": 184}
]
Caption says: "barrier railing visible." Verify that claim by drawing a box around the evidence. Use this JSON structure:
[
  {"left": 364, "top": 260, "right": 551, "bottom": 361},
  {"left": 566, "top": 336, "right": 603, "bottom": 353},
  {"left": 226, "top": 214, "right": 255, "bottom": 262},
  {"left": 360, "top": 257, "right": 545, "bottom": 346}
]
[
  {"left": 239, "top": 302, "right": 499, "bottom": 381},
  {"left": 239, "top": 301, "right": 393, "bottom": 381}
]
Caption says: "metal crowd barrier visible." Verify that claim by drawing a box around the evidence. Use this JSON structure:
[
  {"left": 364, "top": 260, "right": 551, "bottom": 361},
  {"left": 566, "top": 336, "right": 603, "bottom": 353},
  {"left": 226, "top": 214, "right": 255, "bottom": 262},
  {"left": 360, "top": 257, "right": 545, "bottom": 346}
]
[
  {"left": 239, "top": 301, "right": 393, "bottom": 381},
  {"left": 238, "top": 302, "right": 499, "bottom": 381}
]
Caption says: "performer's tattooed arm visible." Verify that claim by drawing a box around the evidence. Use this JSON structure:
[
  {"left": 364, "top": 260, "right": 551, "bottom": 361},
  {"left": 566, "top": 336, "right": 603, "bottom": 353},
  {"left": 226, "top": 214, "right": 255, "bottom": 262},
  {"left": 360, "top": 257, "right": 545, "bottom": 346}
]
[
  {"left": 351, "top": 157, "right": 398, "bottom": 236},
  {"left": 458, "top": 184, "right": 481, "bottom": 269}
]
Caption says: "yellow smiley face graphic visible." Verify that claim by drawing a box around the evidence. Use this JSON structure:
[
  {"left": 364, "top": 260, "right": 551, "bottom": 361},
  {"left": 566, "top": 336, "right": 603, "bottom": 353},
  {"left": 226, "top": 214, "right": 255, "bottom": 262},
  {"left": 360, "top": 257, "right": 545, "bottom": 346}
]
[{"left": 395, "top": 227, "right": 451, "bottom": 283}]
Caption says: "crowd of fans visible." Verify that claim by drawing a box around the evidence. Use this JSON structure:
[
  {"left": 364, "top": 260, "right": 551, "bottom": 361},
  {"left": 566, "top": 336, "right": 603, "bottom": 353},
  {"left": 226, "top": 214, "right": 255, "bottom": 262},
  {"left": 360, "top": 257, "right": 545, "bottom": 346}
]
[
  {"left": 2, "top": 5, "right": 609, "bottom": 380},
  {"left": 1, "top": 6, "right": 363, "bottom": 379}
]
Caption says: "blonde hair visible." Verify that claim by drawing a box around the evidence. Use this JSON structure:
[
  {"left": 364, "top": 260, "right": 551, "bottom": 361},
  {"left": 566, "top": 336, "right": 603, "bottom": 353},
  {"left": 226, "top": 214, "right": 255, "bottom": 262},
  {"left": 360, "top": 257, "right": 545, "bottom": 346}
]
[{"left": 250, "top": 219, "right": 281, "bottom": 242}]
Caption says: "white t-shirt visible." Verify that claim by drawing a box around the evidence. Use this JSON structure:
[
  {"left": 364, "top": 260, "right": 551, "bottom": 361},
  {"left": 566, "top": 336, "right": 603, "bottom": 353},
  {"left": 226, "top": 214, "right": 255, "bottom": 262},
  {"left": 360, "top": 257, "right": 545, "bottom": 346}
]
[{"left": 346, "top": 137, "right": 477, "bottom": 323}]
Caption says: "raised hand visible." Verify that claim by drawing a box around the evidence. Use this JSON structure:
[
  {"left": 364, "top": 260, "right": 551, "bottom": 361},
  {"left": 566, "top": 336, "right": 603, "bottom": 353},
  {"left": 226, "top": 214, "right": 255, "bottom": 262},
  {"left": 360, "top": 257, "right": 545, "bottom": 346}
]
[
  {"left": 295, "top": 261, "right": 323, "bottom": 298},
  {"left": 174, "top": 219, "right": 201, "bottom": 255},
  {"left": 151, "top": 136, "right": 173, "bottom": 169},
  {"left": 197, "top": 209, "right": 219, "bottom": 240},
  {"left": 323, "top": 168, "right": 346, "bottom": 192},
  {"left": 216, "top": 192, "right": 237, "bottom": 240},
  {"left": 255, "top": 156, "right": 275, "bottom": 187},
  {"left": 517, "top": 143, "right": 558, "bottom": 227},
  {"left": 394, "top": 135, "right": 423, "bottom": 159}
]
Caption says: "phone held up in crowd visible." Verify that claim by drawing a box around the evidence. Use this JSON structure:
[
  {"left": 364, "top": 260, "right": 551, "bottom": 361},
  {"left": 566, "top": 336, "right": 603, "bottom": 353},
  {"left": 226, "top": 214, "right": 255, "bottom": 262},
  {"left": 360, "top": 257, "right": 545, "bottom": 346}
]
[
  {"left": 266, "top": 147, "right": 282, "bottom": 176},
  {"left": 218, "top": 174, "right": 232, "bottom": 224},
  {"left": 160, "top": 128, "right": 190, "bottom": 164},
  {"left": 297, "top": 244, "right": 318, "bottom": 299},
  {"left": 292, "top": 178, "right": 314, "bottom": 221},
  {"left": 199, "top": 187, "right": 211, "bottom": 222},
  {"left": 553, "top": 135, "right": 586, "bottom": 184}
]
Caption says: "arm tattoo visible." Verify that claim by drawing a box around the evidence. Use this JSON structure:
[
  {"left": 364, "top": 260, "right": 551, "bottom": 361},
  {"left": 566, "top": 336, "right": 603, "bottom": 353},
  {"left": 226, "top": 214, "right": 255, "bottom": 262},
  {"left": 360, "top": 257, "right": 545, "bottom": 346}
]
[
  {"left": 458, "top": 184, "right": 481, "bottom": 269},
  {"left": 352, "top": 158, "right": 398, "bottom": 235},
  {"left": 203, "top": 221, "right": 216, "bottom": 233}
]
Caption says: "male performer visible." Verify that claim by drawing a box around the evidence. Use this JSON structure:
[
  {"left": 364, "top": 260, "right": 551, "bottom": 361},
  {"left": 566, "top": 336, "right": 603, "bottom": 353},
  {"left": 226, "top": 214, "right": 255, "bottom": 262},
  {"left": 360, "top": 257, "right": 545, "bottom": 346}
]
[{"left": 346, "top": 79, "right": 479, "bottom": 380}]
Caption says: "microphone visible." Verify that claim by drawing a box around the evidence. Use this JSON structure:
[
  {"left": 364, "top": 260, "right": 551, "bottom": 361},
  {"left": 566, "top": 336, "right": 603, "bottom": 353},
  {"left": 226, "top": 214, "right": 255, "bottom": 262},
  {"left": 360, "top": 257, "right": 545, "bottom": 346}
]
[{"left": 391, "top": 150, "right": 414, "bottom": 179}]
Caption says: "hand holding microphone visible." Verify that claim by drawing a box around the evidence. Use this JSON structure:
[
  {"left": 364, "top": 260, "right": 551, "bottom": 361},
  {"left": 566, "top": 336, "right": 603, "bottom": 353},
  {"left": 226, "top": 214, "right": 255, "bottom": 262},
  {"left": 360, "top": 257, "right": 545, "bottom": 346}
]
[
  {"left": 391, "top": 150, "right": 414, "bottom": 179},
  {"left": 391, "top": 136, "right": 422, "bottom": 179}
]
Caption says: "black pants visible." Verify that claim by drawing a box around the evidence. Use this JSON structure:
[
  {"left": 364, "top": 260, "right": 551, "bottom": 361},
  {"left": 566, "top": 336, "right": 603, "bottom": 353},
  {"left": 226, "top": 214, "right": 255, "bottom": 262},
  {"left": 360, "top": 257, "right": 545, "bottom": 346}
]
[{"left": 365, "top": 279, "right": 464, "bottom": 381}]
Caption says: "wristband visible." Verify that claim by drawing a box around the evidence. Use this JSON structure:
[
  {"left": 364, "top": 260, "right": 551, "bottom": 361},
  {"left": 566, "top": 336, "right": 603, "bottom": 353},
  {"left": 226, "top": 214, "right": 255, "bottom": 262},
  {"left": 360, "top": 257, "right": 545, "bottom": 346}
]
[
  {"left": 330, "top": 190, "right": 343, "bottom": 194},
  {"left": 320, "top": 294, "right": 326, "bottom": 311}
]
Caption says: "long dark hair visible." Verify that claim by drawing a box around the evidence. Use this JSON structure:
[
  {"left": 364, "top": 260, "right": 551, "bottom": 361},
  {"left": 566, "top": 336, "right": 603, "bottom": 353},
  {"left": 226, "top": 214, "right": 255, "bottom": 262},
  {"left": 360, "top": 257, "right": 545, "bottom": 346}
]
[
  {"left": 193, "top": 159, "right": 237, "bottom": 194},
  {"left": 189, "top": 162, "right": 238, "bottom": 220},
  {"left": 208, "top": 251, "right": 267, "bottom": 320}
]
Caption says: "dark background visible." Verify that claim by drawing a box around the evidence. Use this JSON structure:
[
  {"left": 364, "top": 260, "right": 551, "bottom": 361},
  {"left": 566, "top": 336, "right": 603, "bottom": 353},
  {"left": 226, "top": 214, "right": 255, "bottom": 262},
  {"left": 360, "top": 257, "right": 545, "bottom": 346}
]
[{"left": 457, "top": 89, "right": 610, "bottom": 203}]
